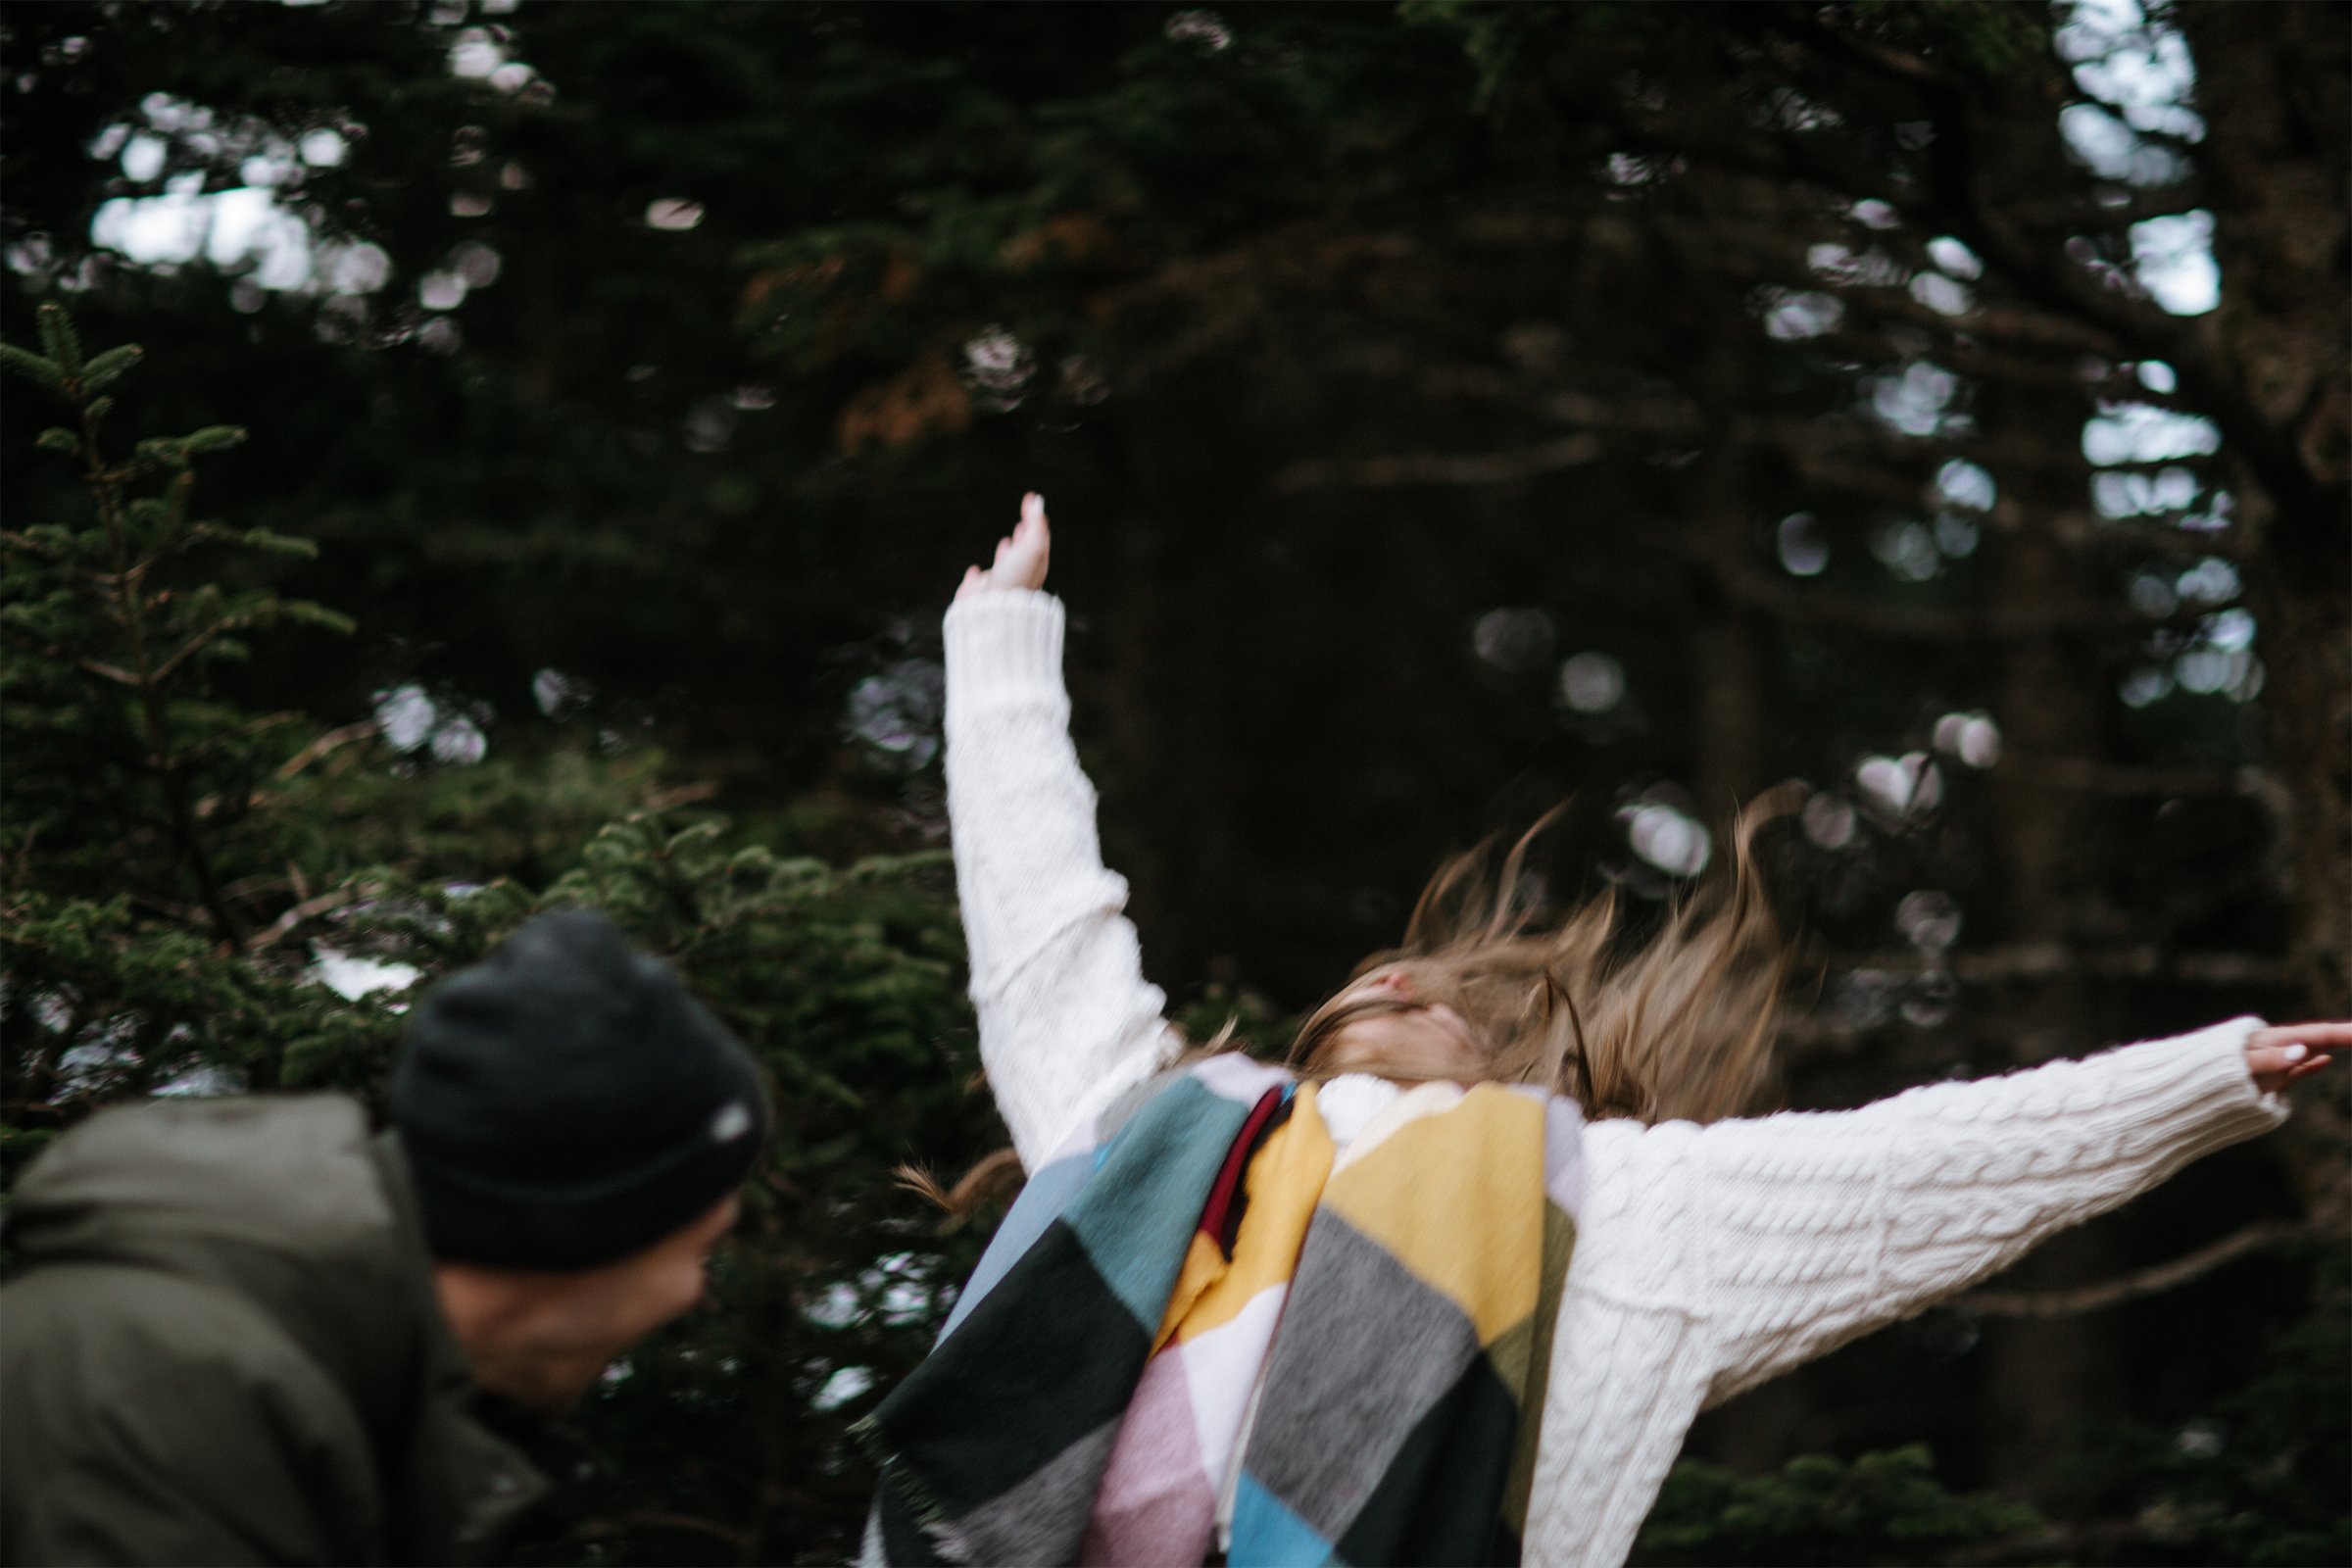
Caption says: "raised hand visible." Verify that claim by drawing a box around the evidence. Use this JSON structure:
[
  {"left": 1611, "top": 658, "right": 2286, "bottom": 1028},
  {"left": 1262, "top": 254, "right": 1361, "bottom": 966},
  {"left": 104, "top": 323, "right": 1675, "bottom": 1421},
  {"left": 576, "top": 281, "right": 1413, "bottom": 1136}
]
[
  {"left": 956, "top": 491, "right": 1051, "bottom": 601},
  {"left": 2245, "top": 1021, "right": 2348, "bottom": 1095}
]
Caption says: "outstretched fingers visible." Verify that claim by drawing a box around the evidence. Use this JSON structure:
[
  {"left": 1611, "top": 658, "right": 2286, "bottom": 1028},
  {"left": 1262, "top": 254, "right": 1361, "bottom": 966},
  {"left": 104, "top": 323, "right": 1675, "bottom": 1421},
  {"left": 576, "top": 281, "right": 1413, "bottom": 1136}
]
[{"left": 2246, "top": 1020, "right": 2349, "bottom": 1094}]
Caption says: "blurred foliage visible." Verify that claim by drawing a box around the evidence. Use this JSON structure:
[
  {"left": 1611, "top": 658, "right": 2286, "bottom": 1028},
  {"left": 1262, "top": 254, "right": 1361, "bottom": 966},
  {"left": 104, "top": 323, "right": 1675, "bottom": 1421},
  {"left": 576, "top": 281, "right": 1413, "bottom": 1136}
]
[
  {"left": 2, "top": 1, "right": 2345, "bottom": 1563},
  {"left": 1, "top": 308, "right": 998, "bottom": 1562},
  {"left": 350, "top": 822, "right": 995, "bottom": 1564},
  {"left": 2043, "top": 1251, "right": 2352, "bottom": 1568},
  {"left": 1633, "top": 1445, "right": 2041, "bottom": 1567},
  {"left": 1638, "top": 1258, "right": 2348, "bottom": 1568}
]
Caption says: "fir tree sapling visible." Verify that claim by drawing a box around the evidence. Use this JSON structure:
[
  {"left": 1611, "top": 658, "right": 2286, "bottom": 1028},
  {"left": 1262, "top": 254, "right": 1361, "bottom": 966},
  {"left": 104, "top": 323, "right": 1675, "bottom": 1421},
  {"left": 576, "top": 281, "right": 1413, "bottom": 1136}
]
[{"left": 3, "top": 303, "right": 385, "bottom": 1164}]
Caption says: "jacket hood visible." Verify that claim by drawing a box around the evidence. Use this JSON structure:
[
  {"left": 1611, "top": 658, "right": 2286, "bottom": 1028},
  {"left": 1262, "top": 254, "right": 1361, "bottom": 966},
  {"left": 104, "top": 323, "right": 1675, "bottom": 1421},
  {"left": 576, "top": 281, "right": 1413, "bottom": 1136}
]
[{"left": 5, "top": 1095, "right": 458, "bottom": 1446}]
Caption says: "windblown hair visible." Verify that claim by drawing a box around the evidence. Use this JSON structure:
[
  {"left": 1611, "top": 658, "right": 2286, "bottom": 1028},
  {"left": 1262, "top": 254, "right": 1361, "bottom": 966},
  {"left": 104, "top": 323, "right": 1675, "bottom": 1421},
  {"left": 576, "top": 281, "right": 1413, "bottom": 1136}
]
[
  {"left": 897, "top": 1146, "right": 1027, "bottom": 1223},
  {"left": 1287, "top": 793, "right": 1796, "bottom": 1124},
  {"left": 904, "top": 793, "right": 1796, "bottom": 1216}
]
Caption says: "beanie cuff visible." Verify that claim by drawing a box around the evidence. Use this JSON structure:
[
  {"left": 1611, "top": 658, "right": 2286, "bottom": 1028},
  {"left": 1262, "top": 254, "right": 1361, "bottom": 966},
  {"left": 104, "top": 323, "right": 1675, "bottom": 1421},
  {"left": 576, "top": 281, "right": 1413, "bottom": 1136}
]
[{"left": 405, "top": 1092, "right": 765, "bottom": 1270}]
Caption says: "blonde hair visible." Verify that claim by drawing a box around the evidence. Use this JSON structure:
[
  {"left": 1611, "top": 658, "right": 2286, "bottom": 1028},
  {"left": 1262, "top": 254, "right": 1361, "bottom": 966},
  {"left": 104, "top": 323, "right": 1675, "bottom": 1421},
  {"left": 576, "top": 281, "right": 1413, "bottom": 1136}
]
[
  {"left": 1288, "top": 792, "right": 1796, "bottom": 1124},
  {"left": 905, "top": 793, "right": 1796, "bottom": 1216}
]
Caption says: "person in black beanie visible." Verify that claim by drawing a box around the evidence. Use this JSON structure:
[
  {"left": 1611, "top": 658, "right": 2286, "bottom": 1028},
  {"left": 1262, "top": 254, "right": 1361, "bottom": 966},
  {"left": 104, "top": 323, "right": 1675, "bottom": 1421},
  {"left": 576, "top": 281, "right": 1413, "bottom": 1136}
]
[
  {"left": 1, "top": 908, "right": 770, "bottom": 1565},
  {"left": 395, "top": 906, "right": 769, "bottom": 1273}
]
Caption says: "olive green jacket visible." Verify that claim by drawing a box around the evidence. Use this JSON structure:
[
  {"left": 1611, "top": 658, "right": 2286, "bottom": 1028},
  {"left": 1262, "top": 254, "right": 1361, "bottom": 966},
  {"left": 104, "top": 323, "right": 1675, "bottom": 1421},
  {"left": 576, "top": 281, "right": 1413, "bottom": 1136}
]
[{"left": 1, "top": 1096, "right": 546, "bottom": 1565}]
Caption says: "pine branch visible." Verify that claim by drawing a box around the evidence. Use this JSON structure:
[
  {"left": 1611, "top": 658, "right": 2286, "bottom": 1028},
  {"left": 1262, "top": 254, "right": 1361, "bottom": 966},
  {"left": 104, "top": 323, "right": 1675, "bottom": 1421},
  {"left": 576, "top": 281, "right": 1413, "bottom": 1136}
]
[
  {"left": 1702, "top": 557, "right": 2165, "bottom": 644},
  {"left": 74, "top": 366, "right": 243, "bottom": 950},
  {"left": 1268, "top": 432, "right": 1605, "bottom": 491},
  {"left": 1953, "top": 1220, "right": 2310, "bottom": 1317},
  {"left": 146, "top": 614, "right": 260, "bottom": 684},
  {"left": 273, "top": 719, "right": 382, "bottom": 781},
  {"left": 1831, "top": 945, "right": 2303, "bottom": 988},
  {"left": 2002, "top": 756, "right": 2280, "bottom": 802},
  {"left": 246, "top": 888, "right": 360, "bottom": 953},
  {"left": 74, "top": 656, "right": 142, "bottom": 686},
  {"left": 1763, "top": 7, "right": 2328, "bottom": 528}
]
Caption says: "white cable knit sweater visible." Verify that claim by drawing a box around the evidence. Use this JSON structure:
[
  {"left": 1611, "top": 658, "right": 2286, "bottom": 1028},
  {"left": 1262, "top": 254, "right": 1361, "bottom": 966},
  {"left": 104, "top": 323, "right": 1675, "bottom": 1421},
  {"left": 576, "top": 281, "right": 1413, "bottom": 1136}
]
[{"left": 941, "top": 589, "right": 2289, "bottom": 1568}]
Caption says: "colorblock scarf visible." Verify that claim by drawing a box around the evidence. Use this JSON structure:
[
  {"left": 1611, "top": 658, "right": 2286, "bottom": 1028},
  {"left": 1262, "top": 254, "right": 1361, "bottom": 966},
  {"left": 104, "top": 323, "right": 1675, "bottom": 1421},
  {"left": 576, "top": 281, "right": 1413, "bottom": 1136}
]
[{"left": 859, "top": 1054, "right": 1584, "bottom": 1567}]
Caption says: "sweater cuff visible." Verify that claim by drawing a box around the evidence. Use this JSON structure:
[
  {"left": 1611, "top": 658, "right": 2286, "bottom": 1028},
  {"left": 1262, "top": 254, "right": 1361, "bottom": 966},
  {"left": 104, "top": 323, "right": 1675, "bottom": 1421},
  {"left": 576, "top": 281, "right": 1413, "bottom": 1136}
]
[
  {"left": 2124, "top": 1014, "right": 2288, "bottom": 1158},
  {"left": 944, "top": 591, "right": 1065, "bottom": 713}
]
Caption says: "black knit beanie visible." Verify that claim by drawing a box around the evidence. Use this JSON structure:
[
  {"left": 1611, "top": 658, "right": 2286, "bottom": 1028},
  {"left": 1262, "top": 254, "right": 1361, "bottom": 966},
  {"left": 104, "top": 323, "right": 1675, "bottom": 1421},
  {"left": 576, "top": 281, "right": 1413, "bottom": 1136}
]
[{"left": 390, "top": 908, "right": 769, "bottom": 1270}]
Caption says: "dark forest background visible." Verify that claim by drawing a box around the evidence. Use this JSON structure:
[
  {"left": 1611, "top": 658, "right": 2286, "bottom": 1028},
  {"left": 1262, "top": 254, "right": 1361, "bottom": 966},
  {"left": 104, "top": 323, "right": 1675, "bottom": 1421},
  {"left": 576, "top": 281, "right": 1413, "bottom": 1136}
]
[{"left": 3, "top": 3, "right": 2345, "bottom": 1563}]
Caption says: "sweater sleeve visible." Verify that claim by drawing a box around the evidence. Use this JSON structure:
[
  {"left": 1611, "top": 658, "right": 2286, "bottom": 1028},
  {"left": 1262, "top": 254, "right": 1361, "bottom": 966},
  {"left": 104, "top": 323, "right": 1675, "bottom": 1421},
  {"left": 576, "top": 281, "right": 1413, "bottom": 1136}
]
[
  {"left": 1681, "top": 1016, "right": 2287, "bottom": 1406},
  {"left": 943, "top": 590, "right": 1182, "bottom": 1167}
]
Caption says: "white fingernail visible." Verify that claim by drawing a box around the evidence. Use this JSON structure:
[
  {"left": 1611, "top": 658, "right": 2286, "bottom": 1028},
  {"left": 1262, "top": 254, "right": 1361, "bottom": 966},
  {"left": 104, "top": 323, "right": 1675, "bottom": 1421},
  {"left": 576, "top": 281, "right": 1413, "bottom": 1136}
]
[{"left": 2285, "top": 1044, "right": 2308, "bottom": 1061}]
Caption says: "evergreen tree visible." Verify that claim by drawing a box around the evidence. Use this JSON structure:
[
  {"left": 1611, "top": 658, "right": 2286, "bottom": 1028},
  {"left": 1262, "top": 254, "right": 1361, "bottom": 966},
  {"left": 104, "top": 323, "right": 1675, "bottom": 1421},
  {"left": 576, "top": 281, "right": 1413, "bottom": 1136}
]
[{"left": 2, "top": 308, "right": 1001, "bottom": 1562}]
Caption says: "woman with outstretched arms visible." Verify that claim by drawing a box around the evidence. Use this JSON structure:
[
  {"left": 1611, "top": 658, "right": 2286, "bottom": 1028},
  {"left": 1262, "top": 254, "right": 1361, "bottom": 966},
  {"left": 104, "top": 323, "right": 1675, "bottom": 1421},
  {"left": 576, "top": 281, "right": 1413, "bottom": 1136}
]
[{"left": 858, "top": 494, "right": 2339, "bottom": 1568}]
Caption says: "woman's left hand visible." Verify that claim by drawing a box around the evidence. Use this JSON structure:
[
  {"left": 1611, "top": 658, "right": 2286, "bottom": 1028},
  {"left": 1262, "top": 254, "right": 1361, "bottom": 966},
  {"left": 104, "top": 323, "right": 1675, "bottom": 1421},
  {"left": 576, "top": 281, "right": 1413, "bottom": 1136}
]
[{"left": 2245, "top": 1021, "right": 2349, "bottom": 1095}]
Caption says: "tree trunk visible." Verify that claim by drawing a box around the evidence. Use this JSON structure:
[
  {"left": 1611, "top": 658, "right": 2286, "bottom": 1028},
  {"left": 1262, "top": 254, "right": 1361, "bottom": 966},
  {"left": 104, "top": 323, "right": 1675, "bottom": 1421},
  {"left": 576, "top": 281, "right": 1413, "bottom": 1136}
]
[
  {"left": 1976, "top": 401, "right": 2126, "bottom": 1498},
  {"left": 2176, "top": 0, "right": 2351, "bottom": 1019},
  {"left": 1691, "top": 334, "right": 1770, "bottom": 812}
]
